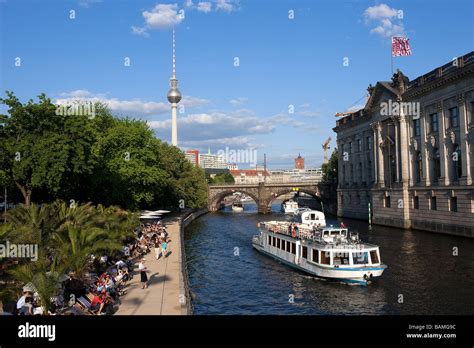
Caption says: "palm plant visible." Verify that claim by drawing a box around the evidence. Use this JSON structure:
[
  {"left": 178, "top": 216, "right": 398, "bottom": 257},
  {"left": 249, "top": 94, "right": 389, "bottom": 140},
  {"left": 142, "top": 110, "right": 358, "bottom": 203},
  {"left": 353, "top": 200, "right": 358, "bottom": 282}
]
[
  {"left": 2, "top": 203, "right": 57, "bottom": 248},
  {"left": 52, "top": 225, "right": 123, "bottom": 279},
  {"left": 8, "top": 254, "right": 66, "bottom": 314}
]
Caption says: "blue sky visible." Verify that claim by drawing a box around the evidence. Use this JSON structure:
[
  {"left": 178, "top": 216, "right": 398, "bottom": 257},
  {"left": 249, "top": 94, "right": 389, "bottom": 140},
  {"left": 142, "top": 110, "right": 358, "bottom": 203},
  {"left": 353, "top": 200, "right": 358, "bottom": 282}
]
[{"left": 1, "top": 0, "right": 473, "bottom": 168}]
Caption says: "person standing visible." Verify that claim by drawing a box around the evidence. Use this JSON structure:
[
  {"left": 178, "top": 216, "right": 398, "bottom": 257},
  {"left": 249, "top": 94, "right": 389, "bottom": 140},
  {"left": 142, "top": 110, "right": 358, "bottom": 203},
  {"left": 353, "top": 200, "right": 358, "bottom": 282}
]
[
  {"left": 153, "top": 237, "right": 161, "bottom": 260},
  {"left": 161, "top": 239, "right": 168, "bottom": 258},
  {"left": 138, "top": 258, "right": 148, "bottom": 289}
]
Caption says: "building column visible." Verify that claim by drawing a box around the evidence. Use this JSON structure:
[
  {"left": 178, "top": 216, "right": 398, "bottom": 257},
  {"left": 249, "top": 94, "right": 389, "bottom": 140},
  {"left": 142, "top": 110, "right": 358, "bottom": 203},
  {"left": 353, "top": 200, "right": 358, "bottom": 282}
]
[
  {"left": 458, "top": 93, "right": 472, "bottom": 185},
  {"left": 337, "top": 140, "right": 344, "bottom": 188},
  {"left": 376, "top": 122, "right": 385, "bottom": 187},
  {"left": 437, "top": 102, "right": 449, "bottom": 186},
  {"left": 394, "top": 118, "right": 400, "bottom": 182},
  {"left": 371, "top": 124, "right": 378, "bottom": 185},
  {"left": 420, "top": 109, "right": 431, "bottom": 186},
  {"left": 398, "top": 114, "right": 410, "bottom": 184}
]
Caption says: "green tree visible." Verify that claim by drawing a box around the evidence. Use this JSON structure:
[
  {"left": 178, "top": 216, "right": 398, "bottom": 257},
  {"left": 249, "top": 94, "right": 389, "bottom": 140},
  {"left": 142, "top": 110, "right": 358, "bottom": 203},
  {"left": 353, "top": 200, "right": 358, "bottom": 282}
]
[
  {"left": 322, "top": 149, "right": 338, "bottom": 184},
  {"left": 0, "top": 92, "right": 96, "bottom": 206}
]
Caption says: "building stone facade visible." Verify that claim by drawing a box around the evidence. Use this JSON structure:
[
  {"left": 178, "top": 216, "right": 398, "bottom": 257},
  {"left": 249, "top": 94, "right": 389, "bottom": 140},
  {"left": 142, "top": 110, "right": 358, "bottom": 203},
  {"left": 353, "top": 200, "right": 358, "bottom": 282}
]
[{"left": 334, "top": 51, "right": 474, "bottom": 238}]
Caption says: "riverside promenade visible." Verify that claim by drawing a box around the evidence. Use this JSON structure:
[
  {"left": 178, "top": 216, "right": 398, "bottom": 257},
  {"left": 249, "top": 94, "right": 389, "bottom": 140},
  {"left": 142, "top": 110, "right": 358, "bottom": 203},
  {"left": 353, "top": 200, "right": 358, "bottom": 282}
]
[{"left": 116, "top": 209, "right": 206, "bottom": 315}]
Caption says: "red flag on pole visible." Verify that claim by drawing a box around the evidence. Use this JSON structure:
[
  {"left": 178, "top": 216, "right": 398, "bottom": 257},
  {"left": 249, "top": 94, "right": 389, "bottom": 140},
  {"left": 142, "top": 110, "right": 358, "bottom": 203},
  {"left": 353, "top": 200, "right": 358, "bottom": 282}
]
[{"left": 392, "top": 36, "right": 412, "bottom": 57}]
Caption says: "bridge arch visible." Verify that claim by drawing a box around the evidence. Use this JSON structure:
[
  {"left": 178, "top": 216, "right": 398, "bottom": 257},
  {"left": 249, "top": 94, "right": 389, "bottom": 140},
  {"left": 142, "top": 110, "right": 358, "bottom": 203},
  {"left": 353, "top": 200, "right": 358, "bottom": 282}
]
[
  {"left": 266, "top": 187, "right": 322, "bottom": 212},
  {"left": 209, "top": 189, "right": 259, "bottom": 211}
]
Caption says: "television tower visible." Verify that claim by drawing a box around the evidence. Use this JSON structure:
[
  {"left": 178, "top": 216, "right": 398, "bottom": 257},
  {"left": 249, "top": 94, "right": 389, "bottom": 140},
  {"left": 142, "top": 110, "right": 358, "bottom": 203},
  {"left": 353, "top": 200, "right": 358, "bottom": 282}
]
[{"left": 167, "top": 28, "right": 182, "bottom": 146}]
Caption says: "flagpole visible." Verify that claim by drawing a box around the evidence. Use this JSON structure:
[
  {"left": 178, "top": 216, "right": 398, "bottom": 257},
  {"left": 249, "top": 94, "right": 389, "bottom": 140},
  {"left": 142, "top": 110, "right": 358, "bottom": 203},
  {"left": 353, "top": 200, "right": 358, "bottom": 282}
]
[{"left": 390, "top": 36, "right": 394, "bottom": 75}]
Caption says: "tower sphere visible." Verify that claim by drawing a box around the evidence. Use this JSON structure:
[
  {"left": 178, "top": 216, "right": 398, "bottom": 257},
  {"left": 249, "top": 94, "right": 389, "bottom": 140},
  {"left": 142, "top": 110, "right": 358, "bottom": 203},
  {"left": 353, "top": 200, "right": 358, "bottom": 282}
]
[{"left": 167, "top": 87, "right": 182, "bottom": 103}]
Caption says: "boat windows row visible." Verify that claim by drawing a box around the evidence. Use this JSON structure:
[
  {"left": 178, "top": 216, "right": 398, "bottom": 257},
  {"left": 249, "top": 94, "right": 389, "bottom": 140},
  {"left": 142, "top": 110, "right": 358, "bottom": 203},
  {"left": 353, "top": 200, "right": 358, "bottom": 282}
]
[{"left": 267, "top": 235, "right": 380, "bottom": 265}]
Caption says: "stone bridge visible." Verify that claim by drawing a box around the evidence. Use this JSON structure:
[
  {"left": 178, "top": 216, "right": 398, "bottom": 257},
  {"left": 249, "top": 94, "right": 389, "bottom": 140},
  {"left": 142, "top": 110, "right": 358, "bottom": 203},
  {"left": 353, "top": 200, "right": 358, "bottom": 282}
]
[{"left": 208, "top": 182, "right": 336, "bottom": 214}]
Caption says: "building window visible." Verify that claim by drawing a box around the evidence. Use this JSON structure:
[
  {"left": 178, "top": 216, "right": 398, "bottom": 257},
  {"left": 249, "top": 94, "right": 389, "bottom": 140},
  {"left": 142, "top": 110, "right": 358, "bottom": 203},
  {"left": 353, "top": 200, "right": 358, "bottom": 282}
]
[
  {"left": 430, "top": 113, "right": 438, "bottom": 133},
  {"left": 366, "top": 136, "right": 372, "bottom": 150},
  {"left": 357, "top": 139, "right": 362, "bottom": 152},
  {"left": 470, "top": 101, "right": 474, "bottom": 125},
  {"left": 349, "top": 142, "right": 353, "bottom": 153},
  {"left": 413, "top": 118, "right": 421, "bottom": 136},
  {"left": 430, "top": 196, "right": 437, "bottom": 210},
  {"left": 434, "top": 148, "right": 441, "bottom": 182},
  {"left": 342, "top": 165, "right": 346, "bottom": 184},
  {"left": 413, "top": 196, "right": 419, "bottom": 209},
  {"left": 449, "top": 196, "right": 458, "bottom": 212},
  {"left": 384, "top": 196, "right": 391, "bottom": 208},
  {"left": 449, "top": 107, "right": 459, "bottom": 128},
  {"left": 415, "top": 152, "right": 422, "bottom": 183},
  {"left": 340, "top": 194, "right": 344, "bottom": 205},
  {"left": 358, "top": 162, "right": 363, "bottom": 182},
  {"left": 454, "top": 145, "right": 462, "bottom": 180},
  {"left": 350, "top": 164, "right": 354, "bottom": 182}
]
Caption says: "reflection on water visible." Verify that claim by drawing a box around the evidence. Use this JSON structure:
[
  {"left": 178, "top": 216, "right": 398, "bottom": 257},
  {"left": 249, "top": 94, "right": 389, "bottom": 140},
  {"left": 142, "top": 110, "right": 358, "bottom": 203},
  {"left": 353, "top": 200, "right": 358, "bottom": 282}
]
[{"left": 184, "top": 202, "right": 474, "bottom": 315}]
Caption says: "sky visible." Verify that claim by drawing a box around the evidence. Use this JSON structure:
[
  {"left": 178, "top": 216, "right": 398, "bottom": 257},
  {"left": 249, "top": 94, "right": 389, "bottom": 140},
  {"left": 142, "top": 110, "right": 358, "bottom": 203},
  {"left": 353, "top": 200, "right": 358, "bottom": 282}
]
[{"left": 1, "top": 0, "right": 473, "bottom": 169}]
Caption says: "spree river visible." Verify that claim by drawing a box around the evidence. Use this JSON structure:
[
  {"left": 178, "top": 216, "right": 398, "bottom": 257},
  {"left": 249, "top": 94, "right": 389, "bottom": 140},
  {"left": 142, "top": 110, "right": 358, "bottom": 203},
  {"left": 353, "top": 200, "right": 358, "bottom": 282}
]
[{"left": 184, "top": 202, "right": 474, "bottom": 315}]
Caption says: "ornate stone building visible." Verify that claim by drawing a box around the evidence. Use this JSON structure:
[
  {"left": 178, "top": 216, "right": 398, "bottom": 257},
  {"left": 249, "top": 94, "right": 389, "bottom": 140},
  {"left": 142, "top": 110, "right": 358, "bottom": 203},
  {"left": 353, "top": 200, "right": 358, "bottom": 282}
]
[{"left": 334, "top": 51, "right": 474, "bottom": 238}]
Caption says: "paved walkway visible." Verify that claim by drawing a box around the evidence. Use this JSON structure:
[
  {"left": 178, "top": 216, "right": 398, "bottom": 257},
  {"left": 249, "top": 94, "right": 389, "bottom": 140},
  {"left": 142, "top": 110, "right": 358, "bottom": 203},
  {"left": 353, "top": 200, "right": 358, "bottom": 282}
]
[{"left": 115, "top": 215, "right": 187, "bottom": 315}]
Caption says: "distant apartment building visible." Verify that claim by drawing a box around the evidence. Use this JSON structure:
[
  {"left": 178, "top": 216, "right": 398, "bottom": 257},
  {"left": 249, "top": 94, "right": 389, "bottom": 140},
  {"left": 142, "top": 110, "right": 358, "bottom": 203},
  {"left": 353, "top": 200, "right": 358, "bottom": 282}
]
[
  {"left": 268, "top": 168, "right": 323, "bottom": 183},
  {"left": 334, "top": 51, "right": 474, "bottom": 238},
  {"left": 229, "top": 167, "right": 322, "bottom": 184},
  {"left": 230, "top": 169, "right": 270, "bottom": 184},
  {"left": 199, "top": 152, "right": 227, "bottom": 169},
  {"left": 185, "top": 149, "right": 199, "bottom": 166}
]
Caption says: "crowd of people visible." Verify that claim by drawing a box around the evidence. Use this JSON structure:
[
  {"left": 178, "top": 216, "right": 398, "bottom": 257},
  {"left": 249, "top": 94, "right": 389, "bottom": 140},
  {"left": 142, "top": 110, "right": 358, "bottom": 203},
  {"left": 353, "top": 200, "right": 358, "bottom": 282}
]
[{"left": 7, "top": 220, "right": 170, "bottom": 316}]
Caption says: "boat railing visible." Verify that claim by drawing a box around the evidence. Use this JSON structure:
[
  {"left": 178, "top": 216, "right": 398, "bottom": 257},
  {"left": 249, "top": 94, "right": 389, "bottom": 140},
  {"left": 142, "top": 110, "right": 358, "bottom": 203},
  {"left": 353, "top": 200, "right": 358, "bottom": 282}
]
[{"left": 259, "top": 222, "right": 364, "bottom": 247}]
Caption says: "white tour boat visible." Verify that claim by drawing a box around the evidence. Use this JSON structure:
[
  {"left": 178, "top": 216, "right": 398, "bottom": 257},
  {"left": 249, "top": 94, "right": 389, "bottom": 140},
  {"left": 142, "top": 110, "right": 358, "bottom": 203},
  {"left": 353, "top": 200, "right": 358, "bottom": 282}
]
[
  {"left": 281, "top": 199, "right": 299, "bottom": 214},
  {"left": 252, "top": 221, "right": 387, "bottom": 285},
  {"left": 231, "top": 202, "right": 244, "bottom": 212}
]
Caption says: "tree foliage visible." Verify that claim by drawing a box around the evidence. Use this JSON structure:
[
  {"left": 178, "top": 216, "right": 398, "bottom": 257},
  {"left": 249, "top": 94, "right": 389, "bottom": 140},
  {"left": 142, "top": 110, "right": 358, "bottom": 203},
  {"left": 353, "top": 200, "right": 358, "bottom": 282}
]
[
  {"left": 322, "top": 148, "right": 338, "bottom": 184},
  {"left": 0, "top": 92, "right": 208, "bottom": 210}
]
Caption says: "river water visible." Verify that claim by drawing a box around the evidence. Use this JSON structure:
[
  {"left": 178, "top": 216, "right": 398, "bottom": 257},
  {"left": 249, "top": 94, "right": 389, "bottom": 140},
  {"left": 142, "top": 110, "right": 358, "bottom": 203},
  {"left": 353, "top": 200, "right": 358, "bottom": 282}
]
[{"left": 184, "top": 202, "right": 474, "bottom": 315}]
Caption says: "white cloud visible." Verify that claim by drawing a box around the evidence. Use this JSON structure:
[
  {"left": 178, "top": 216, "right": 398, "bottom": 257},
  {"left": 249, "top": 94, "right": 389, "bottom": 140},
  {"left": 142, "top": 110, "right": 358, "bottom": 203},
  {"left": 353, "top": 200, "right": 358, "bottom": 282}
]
[
  {"left": 78, "top": 0, "right": 102, "bottom": 8},
  {"left": 143, "top": 4, "right": 183, "bottom": 29},
  {"left": 216, "top": 0, "right": 236, "bottom": 12},
  {"left": 363, "top": 3, "right": 405, "bottom": 38},
  {"left": 55, "top": 90, "right": 209, "bottom": 117},
  {"left": 131, "top": 26, "right": 150, "bottom": 37},
  {"left": 59, "top": 89, "right": 94, "bottom": 98},
  {"left": 197, "top": 2, "right": 212, "bottom": 13},
  {"left": 229, "top": 97, "right": 248, "bottom": 105},
  {"left": 298, "top": 110, "right": 320, "bottom": 118},
  {"left": 364, "top": 4, "right": 397, "bottom": 20},
  {"left": 131, "top": 3, "right": 184, "bottom": 35}
]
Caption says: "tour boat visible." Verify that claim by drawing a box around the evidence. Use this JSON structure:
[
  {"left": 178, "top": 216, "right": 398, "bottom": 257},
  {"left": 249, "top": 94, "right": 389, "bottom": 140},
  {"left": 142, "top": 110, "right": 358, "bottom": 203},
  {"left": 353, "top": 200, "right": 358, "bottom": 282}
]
[
  {"left": 252, "top": 221, "right": 387, "bottom": 285},
  {"left": 281, "top": 199, "right": 299, "bottom": 214},
  {"left": 232, "top": 202, "right": 244, "bottom": 212}
]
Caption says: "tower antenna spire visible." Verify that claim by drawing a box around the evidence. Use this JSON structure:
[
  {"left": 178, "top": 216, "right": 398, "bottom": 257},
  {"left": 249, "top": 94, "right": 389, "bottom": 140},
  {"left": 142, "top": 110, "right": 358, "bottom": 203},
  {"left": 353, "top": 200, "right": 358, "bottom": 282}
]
[{"left": 172, "top": 27, "right": 176, "bottom": 78}]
